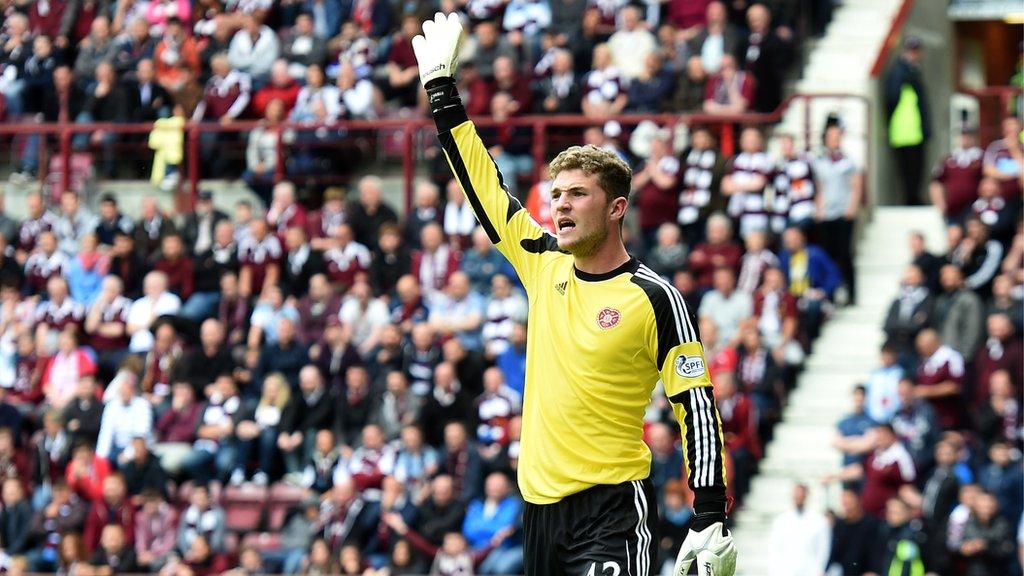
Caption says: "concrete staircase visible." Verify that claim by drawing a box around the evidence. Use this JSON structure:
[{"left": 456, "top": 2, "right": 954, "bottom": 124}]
[{"left": 730, "top": 207, "right": 947, "bottom": 574}]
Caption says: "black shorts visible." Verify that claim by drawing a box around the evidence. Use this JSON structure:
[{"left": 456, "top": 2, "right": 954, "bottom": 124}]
[{"left": 523, "top": 478, "right": 658, "bottom": 576}]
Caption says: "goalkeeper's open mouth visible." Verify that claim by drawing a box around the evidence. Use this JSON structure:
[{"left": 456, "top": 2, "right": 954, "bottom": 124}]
[{"left": 557, "top": 218, "right": 576, "bottom": 233}]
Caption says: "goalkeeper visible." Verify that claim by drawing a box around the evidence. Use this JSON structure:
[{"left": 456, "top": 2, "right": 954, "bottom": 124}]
[{"left": 413, "top": 13, "right": 737, "bottom": 576}]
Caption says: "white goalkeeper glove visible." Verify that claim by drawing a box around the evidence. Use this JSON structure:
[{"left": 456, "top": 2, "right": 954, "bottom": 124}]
[
  {"left": 411, "top": 12, "right": 464, "bottom": 87},
  {"left": 674, "top": 522, "right": 737, "bottom": 576}
]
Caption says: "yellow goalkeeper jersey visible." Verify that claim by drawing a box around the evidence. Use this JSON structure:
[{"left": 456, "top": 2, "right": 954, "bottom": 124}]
[{"left": 437, "top": 119, "right": 727, "bottom": 505}]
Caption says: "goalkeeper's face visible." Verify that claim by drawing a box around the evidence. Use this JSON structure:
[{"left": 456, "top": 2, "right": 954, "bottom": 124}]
[{"left": 550, "top": 169, "right": 624, "bottom": 257}]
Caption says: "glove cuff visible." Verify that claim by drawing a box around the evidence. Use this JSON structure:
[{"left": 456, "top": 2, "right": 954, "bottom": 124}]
[
  {"left": 425, "top": 77, "right": 467, "bottom": 133},
  {"left": 691, "top": 487, "right": 729, "bottom": 531}
]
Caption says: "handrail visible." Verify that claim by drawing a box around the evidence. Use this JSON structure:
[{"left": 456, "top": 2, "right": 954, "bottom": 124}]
[
  {"left": 869, "top": 0, "right": 917, "bottom": 78},
  {"left": 0, "top": 92, "right": 871, "bottom": 211}
]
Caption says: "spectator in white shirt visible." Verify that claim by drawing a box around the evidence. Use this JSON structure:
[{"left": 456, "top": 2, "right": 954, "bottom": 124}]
[
  {"left": 699, "top": 266, "right": 754, "bottom": 346},
  {"left": 429, "top": 272, "right": 486, "bottom": 352},
  {"left": 768, "top": 483, "right": 831, "bottom": 576},
  {"left": 607, "top": 5, "right": 656, "bottom": 80},
  {"left": 228, "top": 14, "right": 280, "bottom": 83},
  {"left": 96, "top": 375, "right": 153, "bottom": 465},
  {"left": 126, "top": 271, "right": 182, "bottom": 353},
  {"left": 339, "top": 280, "right": 390, "bottom": 357},
  {"left": 482, "top": 274, "right": 527, "bottom": 357}
]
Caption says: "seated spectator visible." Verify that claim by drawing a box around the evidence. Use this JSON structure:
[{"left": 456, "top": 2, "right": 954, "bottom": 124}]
[
  {"left": 180, "top": 375, "right": 250, "bottom": 485},
  {"left": 715, "top": 371, "right": 760, "bottom": 503},
  {"left": 874, "top": 497, "right": 927, "bottom": 576},
  {"left": 462, "top": 471, "right": 523, "bottom": 574},
  {"left": 883, "top": 264, "right": 934, "bottom": 366},
  {"left": 140, "top": 322, "right": 182, "bottom": 405},
  {"left": 0, "top": 477, "right": 33, "bottom": 558},
  {"left": 467, "top": 20, "right": 516, "bottom": 79},
  {"left": 134, "top": 490, "right": 178, "bottom": 571},
  {"left": 950, "top": 217, "right": 1004, "bottom": 299},
  {"left": 25, "top": 232, "right": 69, "bottom": 296},
  {"left": 279, "top": 366, "right": 335, "bottom": 477},
  {"left": 702, "top": 54, "right": 754, "bottom": 114},
  {"left": 54, "top": 190, "right": 99, "bottom": 258},
  {"left": 413, "top": 223, "right": 460, "bottom": 305},
  {"left": 779, "top": 226, "right": 841, "bottom": 342},
  {"left": 442, "top": 181, "right": 477, "bottom": 252},
  {"left": 233, "top": 373, "right": 290, "bottom": 485},
  {"left": 323, "top": 224, "right": 371, "bottom": 294},
  {"left": 153, "top": 234, "right": 194, "bottom": 301},
  {"left": 308, "top": 186, "right": 349, "bottom": 251},
  {"left": 480, "top": 274, "right": 527, "bottom": 357},
  {"left": 108, "top": 232, "right": 146, "bottom": 299},
  {"left": 90, "top": 523, "right": 140, "bottom": 573},
  {"left": 646, "top": 223, "right": 688, "bottom": 280},
  {"left": 126, "top": 271, "right": 181, "bottom": 354},
  {"left": 689, "top": 213, "right": 743, "bottom": 292},
  {"left": 960, "top": 490, "right": 1017, "bottom": 576},
  {"left": 339, "top": 280, "right": 390, "bottom": 357},
  {"left": 228, "top": 14, "right": 279, "bottom": 84},
  {"left": 472, "top": 367, "right": 520, "bottom": 452},
  {"left": 768, "top": 483, "right": 830, "bottom": 575},
  {"left": 581, "top": 43, "right": 627, "bottom": 118},
  {"left": 937, "top": 261, "right": 983, "bottom": 358},
  {"left": 152, "top": 381, "right": 200, "bottom": 474},
  {"left": 891, "top": 379, "right": 939, "bottom": 471},
  {"left": 176, "top": 485, "right": 226, "bottom": 555},
  {"left": 239, "top": 219, "right": 283, "bottom": 299},
  {"left": 74, "top": 16, "right": 119, "bottom": 81},
  {"left": 252, "top": 58, "right": 301, "bottom": 121},
  {"left": 315, "top": 478, "right": 377, "bottom": 552},
  {"left": 300, "top": 429, "right": 341, "bottom": 494},
  {"left": 656, "top": 479, "right": 694, "bottom": 572},
  {"left": 243, "top": 99, "right": 294, "bottom": 205},
  {"left": 75, "top": 61, "right": 127, "bottom": 177},
  {"left": 291, "top": 63, "right": 341, "bottom": 124},
  {"left": 26, "top": 481, "right": 86, "bottom": 572},
  {"left": 983, "top": 115, "right": 1023, "bottom": 200},
  {"left": 914, "top": 328, "right": 966, "bottom": 430},
  {"left": 391, "top": 424, "right": 439, "bottom": 495},
  {"left": 688, "top": 1, "right": 740, "bottom": 75},
  {"left": 369, "top": 223, "right": 411, "bottom": 296},
  {"left": 381, "top": 16, "right": 421, "bottom": 108},
  {"left": 742, "top": 3, "right": 793, "bottom": 112},
  {"left": 977, "top": 441, "right": 1024, "bottom": 523},
  {"left": 120, "top": 436, "right": 168, "bottom": 499},
  {"left": 864, "top": 343, "right": 905, "bottom": 424},
  {"left": 391, "top": 275, "right": 430, "bottom": 339},
  {"left": 673, "top": 54, "right": 710, "bottom": 112},
  {"left": 533, "top": 49, "right": 580, "bottom": 114},
  {"left": 736, "top": 230, "right": 777, "bottom": 294},
  {"left": 373, "top": 371, "right": 422, "bottom": 441},
  {"left": 607, "top": 5, "right": 655, "bottom": 80},
  {"left": 698, "top": 267, "right": 752, "bottom": 346},
  {"left": 267, "top": 182, "right": 309, "bottom": 240},
  {"left": 83, "top": 474, "right": 135, "bottom": 553},
  {"left": 96, "top": 375, "right": 153, "bottom": 465},
  {"left": 633, "top": 130, "right": 681, "bottom": 247},
  {"left": 62, "top": 377, "right": 104, "bottom": 448},
  {"left": 734, "top": 327, "right": 784, "bottom": 435},
  {"left": 42, "top": 328, "right": 97, "bottom": 411},
  {"left": 260, "top": 497, "right": 320, "bottom": 573},
  {"left": 973, "top": 369, "right": 1022, "bottom": 450},
  {"left": 336, "top": 61, "right": 376, "bottom": 119},
  {"left": 437, "top": 421, "right": 483, "bottom": 502},
  {"left": 310, "top": 319, "right": 360, "bottom": 390},
  {"left": 253, "top": 316, "right": 309, "bottom": 390},
  {"left": 930, "top": 127, "right": 984, "bottom": 223},
  {"left": 67, "top": 234, "right": 109, "bottom": 308},
  {"left": 430, "top": 272, "right": 486, "bottom": 353},
  {"left": 974, "top": 313, "right": 1022, "bottom": 404},
  {"left": 971, "top": 177, "right": 1016, "bottom": 244},
  {"left": 134, "top": 198, "right": 177, "bottom": 263},
  {"left": 827, "top": 488, "right": 881, "bottom": 576},
  {"left": 283, "top": 13, "right": 327, "bottom": 79},
  {"left": 824, "top": 423, "right": 916, "bottom": 518},
  {"left": 153, "top": 18, "right": 201, "bottom": 92}
]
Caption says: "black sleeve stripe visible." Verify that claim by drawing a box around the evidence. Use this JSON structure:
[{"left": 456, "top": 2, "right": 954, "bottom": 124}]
[
  {"left": 437, "top": 129, "right": 504, "bottom": 245},
  {"left": 639, "top": 264, "right": 698, "bottom": 343},
  {"left": 699, "top": 386, "right": 726, "bottom": 488},
  {"left": 629, "top": 271, "right": 682, "bottom": 366}
]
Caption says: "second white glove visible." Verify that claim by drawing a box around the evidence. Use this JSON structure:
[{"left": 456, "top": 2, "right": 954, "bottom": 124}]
[{"left": 411, "top": 12, "right": 464, "bottom": 86}]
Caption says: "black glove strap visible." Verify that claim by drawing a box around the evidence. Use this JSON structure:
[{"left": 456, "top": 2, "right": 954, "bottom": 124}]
[
  {"left": 425, "top": 77, "right": 468, "bottom": 133},
  {"left": 691, "top": 486, "right": 728, "bottom": 531}
]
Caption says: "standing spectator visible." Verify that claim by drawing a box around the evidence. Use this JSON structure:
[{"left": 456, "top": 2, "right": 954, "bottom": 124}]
[
  {"left": 863, "top": 344, "right": 905, "bottom": 424},
  {"left": 134, "top": 490, "right": 178, "bottom": 571},
  {"left": 932, "top": 264, "right": 984, "bottom": 360},
  {"left": 884, "top": 36, "right": 931, "bottom": 205},
  {"left": 228, "top": 14, "right": 279, "bottom": 84},
  {"left": 767, "top": 483, "right": 830, "bottom": 576},
  {"left": 779, "top": 226, "right": 841, "bottom": 341},
  {"left": 977, "top": 441, "right": 1024, "bottom": 523},
  {"left": 914, "top": 329, "right": 965, "bottom": 430},
  {"left": 814, "top": 122, "right": 863, "bottom": 304},
  {"left": 831, "top": 385, "right": 876, "bottom": 471},
  {"left": 771, "top": 133, "right": 816, "bottom": 232},
  {"left": 825, "top": 423, "right": 916, "bottom": 518},
  {"left": 882, "top": 265, "right": 934, "bottom": 365},
  {"left": 983, "top": 115, "right": 1023, "bottom": 200},
  {"left": 606, "top": 5, "right": 655, "bottom": 80},
  {"left": 930, "top": 126, "right": 984, "bottom": 223},
  {"left": 688, "top": 1, "right": 740, "bottom": 75},
  {"left": 632, "top": 130, "right": 680, "bottom": 249},
  {"left": 827, "top": 488, "right": 881, "bottom": 576},
  {"left": 677, "top": 126, "right": 722, "bottom": 246},
  {"left": 741, "top": 3, "right": 792, "bottom": 112},
  {"left": 722, "top": 127, "right": 773, "bottom": 238},
  {"left": 176, "top": 485, "right": 226, "bottom": 555},
  {"left": 702, "top": 54, "right": 754, "bottom": 114},
  {"left": 891, "top": 379, "right": 939, "bottom": 471},
  {"left": 960, "top": 491, "right": 1017, "bottom": 576},
  {"left": 347, "top": 176, "right": 399, "bottom": 249},
  {"left": 581, "top": 43, "right": 627, "bottom": 118}
]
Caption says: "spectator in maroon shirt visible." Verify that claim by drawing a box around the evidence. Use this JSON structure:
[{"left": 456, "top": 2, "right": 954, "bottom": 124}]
[
  {"left": 308, "top": 187, "right": 348, "bottom": 251},
  {"left": 153, "top": 234, "right": 194, "bottom": 301},
  {"left": 217, "top": 271, "right": 250, "bottom": 350},
  {"left": 665, "top": 0, "right": 711, "bottom": 31},
  {"left": 252, "top": 59, "right": 300, "bottom": 118},
  {"left": 381, "top": 15, "right": 420, "bottom": 107},
  {"left": 973, "top": 314, "right": 1023, "bottom": 406},
  {"left": 929, "top": 127, "right": 984, "bottom": 223},
  {"left": 973, "top": 370, "right": 1022, "bottom": 451},
  {"left": 688, "top": 213, "right": 743, "bottom": 290},
  {"left": 35, "top": 276, "right": 85, "bottom": 355},
  {"left": 703, "top": 54, "right": 755, "bottom": 114},
  {"left": 915, "top": 328, "right": 966, "bottom": 430},
  {"left": 323, "top": 223, "right": 372, "bottom": 294},
  {"left": 24, "top": 231, "right": 68, "bottom": 295},
  {"left": 983, "top": 116, "right": 1023, "bottom": 200},
  {"left": 266, "top": 181, "right": 309, "bottom": 239},
  {"left": 412, "top": 223, "right": 460, "bottom": 304},
  {"left": 84, "top": 275, "right": 132, "bottom": 379},
  {"left": 714, "top": 371, "right": 760, "bottom": 504},
  {"left": 238, "top": 219, "right": 282, "bottom": 299},
  {"left": 16, "top": 191, "right": 56, "bottom": 264},
  {"left": 152, "top": 382, "right": 201, "bottom": 476},
  {"left": 134, "top": 198, "right": 177, "bottom": 264},
  {"left": 83, "top": 474, "right": 135, "bottom": 553},
  {"left": 632, "top": 131, "right": 681, "bottom": 249},
  {"left": 109, "top": 232, "right": 148, "bottom": 299},
  {"left": 296, "top": 273, "right": 341, "bottom": 346},
  {"left": 825, "top": 423, "right": 917, "bottom": 518}
]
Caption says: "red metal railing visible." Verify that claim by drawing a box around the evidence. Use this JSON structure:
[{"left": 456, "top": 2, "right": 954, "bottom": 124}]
[{"left": 0, "top": 92, "right": 870, "bottom": 212}]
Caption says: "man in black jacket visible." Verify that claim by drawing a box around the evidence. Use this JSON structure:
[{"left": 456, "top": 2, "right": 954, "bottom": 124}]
[
  {"left": 279, "top": 365, "right": 336, "bottom": 477},
  {"left": 78, "top": 61, "right": 129, "bottom": 177},
  {"left": 740, "top": 3, "right": 793, "bottom": 113},
  {"left": 180, "top": 191, "right": 230, "bottom": 257},
  {"left": 0, "top": 478, "right": 34, "bottom": 557},
  {"left": 120, "top": 437, "right": 169, "bottom": 500},
  {"left": 124, "top": 58, "right": 170, "bottom": 122},
  {"left": 828, "top": 488, "right": 881, "bottom": 575},
  {"left": 62, "top": 376, "right": 104, "bottom": 447},
  {"left": 171, "top": 319, "right": 236, "bottom": 396}
]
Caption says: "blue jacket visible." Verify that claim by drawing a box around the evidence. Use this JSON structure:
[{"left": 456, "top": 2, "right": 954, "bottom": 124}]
[
  {"left": 779, "top": 244, "right": 842, "bottom": 298},
  {"left": 462, "top": 495, "right": 522, "bottom": 550}
]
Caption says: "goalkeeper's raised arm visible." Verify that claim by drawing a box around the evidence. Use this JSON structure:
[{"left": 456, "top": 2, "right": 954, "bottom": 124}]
[{"left": 412, "top": 13, "right": 551, "bottom": 285}]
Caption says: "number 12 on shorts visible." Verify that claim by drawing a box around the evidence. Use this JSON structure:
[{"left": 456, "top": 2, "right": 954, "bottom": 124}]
[{"left": 587, "top": 561, "right": 621, "bottom": 576}]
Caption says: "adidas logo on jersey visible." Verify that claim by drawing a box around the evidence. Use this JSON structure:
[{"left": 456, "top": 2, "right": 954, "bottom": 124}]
[{"left": 555, "top": 281, "right": 567, "bottom": 295}]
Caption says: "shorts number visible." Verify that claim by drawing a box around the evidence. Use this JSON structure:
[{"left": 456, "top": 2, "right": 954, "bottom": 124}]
[{"left": 586, "top": 561, "right": 621, "bottom": 576}]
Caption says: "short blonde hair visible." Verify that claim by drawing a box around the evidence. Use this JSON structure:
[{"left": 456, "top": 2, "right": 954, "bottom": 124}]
[{"left": 549, "top": 145, "right": 632, "bottom": 201}]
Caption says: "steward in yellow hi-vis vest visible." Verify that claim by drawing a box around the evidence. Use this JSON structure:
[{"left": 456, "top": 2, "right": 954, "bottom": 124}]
[{"left": 413, "top": 12, "right": 737, "bottom": 576}]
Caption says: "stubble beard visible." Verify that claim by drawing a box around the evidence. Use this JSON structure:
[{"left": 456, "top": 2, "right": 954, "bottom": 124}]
[{"left": 559, "top": 222, "right": 609, "bottom": 259}]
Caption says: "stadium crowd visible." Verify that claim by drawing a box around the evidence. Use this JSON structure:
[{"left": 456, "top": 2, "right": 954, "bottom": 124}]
[
  {"left": 763, "top": 116, "right": 1024, "bottom": 576},
  {"left": 0, "top": 0, "right": 820, "bottom": 193}
]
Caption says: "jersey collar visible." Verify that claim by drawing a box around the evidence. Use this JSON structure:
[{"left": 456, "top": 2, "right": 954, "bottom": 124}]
[{"left": 573, "top": 257, "right": 639, "bottom": 282}]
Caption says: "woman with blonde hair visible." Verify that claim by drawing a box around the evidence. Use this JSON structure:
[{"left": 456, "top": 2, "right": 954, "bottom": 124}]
[{"left": 232, "top": 372, "right": 290, "bottom": 486}]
